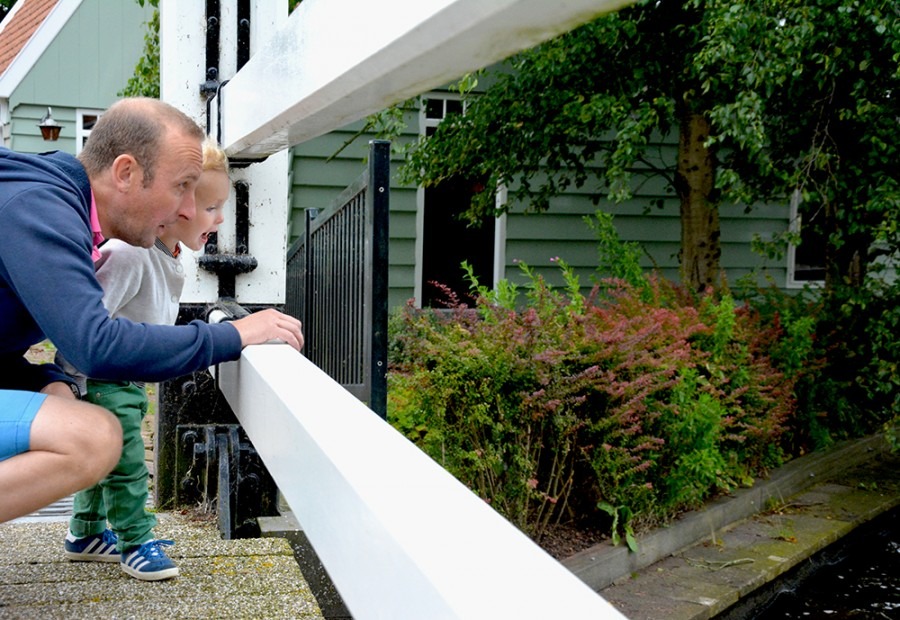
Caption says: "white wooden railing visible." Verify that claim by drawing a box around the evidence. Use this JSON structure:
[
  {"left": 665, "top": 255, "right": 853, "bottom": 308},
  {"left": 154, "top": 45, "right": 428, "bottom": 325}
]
[{"left": 217, "top": 345, "right": 628, "bottom": 619}]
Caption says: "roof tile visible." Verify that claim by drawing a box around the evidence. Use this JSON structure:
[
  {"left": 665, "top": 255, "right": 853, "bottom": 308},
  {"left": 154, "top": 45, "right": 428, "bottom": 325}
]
[{"left": 0, "top": 0, "right": 60, "bottom": 77}]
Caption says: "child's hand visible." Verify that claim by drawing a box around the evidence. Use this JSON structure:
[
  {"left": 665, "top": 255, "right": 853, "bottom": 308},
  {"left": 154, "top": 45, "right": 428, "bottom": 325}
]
[{"left": 231, "top": 309, "right": 304, "bottom": 352}]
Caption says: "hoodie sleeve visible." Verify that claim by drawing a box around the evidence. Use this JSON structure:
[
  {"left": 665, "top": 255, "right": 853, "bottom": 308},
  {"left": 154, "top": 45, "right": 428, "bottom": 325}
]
[{"left": 0, "top": 184, "right": 243, "bottom": 382}]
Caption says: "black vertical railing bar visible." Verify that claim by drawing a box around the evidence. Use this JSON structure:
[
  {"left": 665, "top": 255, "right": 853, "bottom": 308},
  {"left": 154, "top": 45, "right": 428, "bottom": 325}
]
[
  {"left": 236, "top": 0, "right": 251, "bottom": 70},
  {"left": 353, "top": 198, "right": 363, "bottom": 381},
  {"left": 327, "top": 214, "right": 336, "bottom": 379},
  {"left": 283, "top": 140, "right": 389, "bottom": 417},
  {"left": 353, "top": 198, "right": 364, "bottom": 381},
  {"left": 335, "top": 211, "right": 342, "bottom": 379},
  {"left": 327, "top": 215, "right": 337, "bottom": 377},
  {"left": 304, "top": 209, "right": 318, "bottom": 338},
  {"left": 234, "top": 180, "right": 250, "bottom": 254},
  {"left": 368, "top": 140, "right": 390, "bottom": 419},
  {"left": 201, "top": 0, "right": 221, "bottom": 96}
]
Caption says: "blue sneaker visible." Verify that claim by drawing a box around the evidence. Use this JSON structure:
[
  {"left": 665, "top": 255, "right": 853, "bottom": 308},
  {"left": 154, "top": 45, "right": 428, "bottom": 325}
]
[
  {"left": 120, "top": 539, "right": 179, "bottom": 581},
  {"left": 64, "top": 529, "right": 120, "bottom": 562}
]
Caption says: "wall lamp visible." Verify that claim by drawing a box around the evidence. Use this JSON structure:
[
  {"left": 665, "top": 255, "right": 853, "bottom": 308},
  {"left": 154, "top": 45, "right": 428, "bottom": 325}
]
[{"left": 38, "top": 107, "right": 62, "bottom": 141}]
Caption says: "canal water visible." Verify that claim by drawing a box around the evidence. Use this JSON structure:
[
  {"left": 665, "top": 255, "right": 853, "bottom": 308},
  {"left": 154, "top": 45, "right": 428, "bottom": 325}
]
[{"left": 747, "top": 507, "right": 899, "bottom": 619}]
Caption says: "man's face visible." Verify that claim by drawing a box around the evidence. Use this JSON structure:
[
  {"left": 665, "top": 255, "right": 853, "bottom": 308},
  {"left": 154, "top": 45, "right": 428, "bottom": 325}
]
[{"left": 113, "top": 127, "right": 203, "bottom": 248}]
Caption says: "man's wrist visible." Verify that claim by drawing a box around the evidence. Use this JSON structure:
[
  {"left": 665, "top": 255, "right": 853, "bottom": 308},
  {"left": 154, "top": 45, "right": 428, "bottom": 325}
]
[
  {"left": 66, "top": 382, "right": 81, "bottom": 399},
  {"left": 41, "top": 381, "right": 81, "bottom": 399}
]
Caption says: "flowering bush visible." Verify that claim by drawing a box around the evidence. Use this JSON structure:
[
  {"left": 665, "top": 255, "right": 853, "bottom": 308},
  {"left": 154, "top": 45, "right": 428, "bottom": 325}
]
[{"left": 388, "top": 252, "right": 796, "bottom": 543}]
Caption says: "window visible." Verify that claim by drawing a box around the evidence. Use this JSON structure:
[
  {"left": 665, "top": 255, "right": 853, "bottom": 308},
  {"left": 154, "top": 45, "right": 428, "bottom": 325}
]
[
  {"left": 786, "top": 190, "right": 826, "bottom": 287},
  {"left": 415, "top": 94, "right": 501, "bottom": 307},
  {"left": 76, "top": 109, "right": 104, "bottom": 154}
]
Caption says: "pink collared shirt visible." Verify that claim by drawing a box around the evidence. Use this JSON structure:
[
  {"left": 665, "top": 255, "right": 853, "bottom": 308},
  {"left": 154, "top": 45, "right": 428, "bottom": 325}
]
[{"left": 90, "top": 193, "right": 104, "bottom": 261}]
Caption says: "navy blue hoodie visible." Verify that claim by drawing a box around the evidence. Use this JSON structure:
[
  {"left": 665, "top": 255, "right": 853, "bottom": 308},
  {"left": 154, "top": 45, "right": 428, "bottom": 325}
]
[{"left": 0, "top": 147, "right": 242, "bottom": 384}]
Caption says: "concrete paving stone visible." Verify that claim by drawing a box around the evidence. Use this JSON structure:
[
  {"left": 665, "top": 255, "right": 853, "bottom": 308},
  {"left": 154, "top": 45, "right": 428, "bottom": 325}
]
[
  {"left": 0, "top": 520, "right": 296, "bottom": 566},
  {"left": 0, "top": 511, "right": 323, "bottom": 619},
  {"left": 602, "top": 573, "right": 718, "bottom": 620},
  {"left": 0, "top": 563, "right": 119, "bottom": 587},
  {"left": 1, "top": 556, "right": 312, "bottom": 602},
  {"left": 0, "top": 593, "right": 322, "bottom": 620},
  {"left": 667, "top": 550, "right": 782, "bottom": 597}
]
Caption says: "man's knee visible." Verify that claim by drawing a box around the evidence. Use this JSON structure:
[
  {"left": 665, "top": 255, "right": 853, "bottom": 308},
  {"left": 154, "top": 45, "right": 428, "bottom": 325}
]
[
  {"left": 83, "top": 404, "right": 124, "bottom": 475},
  {"left": 31, "top": 398, "right": 123, "bottom": 480}
]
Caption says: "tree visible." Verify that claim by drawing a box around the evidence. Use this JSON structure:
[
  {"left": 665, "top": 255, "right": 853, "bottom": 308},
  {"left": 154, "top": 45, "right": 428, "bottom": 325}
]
[
  {"left": 121, "top": 0, "right": 305, "bottom": 98},
  {"left": 0, "top": 0, "right": 17, "bottom": 23},
  {"left": 700, "top": 0, "right": 900, "bottom": 292},
  {"left": 399, "top": 0, "right": 900, "bottom": 295},
  {"left": 120, "top": 0, "right": 159, "bottom": 98},
  {"left": 397, "top": 0, "right": 900, "bottom": 441}
]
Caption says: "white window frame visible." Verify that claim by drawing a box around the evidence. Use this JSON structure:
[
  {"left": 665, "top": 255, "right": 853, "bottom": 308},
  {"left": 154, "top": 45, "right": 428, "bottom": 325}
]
[
  {"left": 0, "top": 99, "right": 9, "bottom": 147},
  {"left": 75, "top": 108, "right": 104, "bottom": 154},
  {"left": 786, "top": 189, "right": 825, "bottom": 289},
  {"left": 413, "top": 92, "right": 506, "bottom": 305}
]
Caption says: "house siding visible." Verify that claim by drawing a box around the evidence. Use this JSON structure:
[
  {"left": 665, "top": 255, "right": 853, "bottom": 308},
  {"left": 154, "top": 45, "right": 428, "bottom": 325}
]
[
  {"left": 290, "top": 100, "right": 792, "bottom": 310},
  {"left": 7, "top": 0, "right": 153, "bottom": 153},
  {"left": 289, "top": 115, "right": 421, "bottom": 309}
]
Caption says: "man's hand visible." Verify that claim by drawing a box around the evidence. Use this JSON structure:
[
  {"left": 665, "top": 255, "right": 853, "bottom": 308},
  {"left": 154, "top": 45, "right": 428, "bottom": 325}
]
[{"left": 230, "top": 308, "right": 305, "bottom": 351}]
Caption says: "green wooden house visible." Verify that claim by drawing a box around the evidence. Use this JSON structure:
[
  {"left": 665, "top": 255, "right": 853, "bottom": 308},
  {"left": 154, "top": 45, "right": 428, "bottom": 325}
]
[
  {"left": 288, "top": 90, "right": 822, "bottom": 310},
  {"left": 0, "top": 0, "right": 153, "bottom": 156}
]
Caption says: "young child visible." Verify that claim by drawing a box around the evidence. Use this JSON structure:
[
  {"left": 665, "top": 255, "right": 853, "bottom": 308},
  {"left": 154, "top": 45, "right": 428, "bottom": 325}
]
[{"left": 61, "top": 138, "right": 231, "bottom": 581}]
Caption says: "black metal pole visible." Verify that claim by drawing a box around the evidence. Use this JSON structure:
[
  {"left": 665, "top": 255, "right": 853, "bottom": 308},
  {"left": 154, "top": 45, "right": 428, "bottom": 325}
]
[{"left": 368, "top": 140, "right": 390, "bottom": 419}]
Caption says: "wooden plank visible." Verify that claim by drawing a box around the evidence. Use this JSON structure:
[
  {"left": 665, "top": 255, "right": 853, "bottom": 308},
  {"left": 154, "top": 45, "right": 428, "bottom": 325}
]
[{"left": 213, "top": 0, "right": 634, "bottom": 159}]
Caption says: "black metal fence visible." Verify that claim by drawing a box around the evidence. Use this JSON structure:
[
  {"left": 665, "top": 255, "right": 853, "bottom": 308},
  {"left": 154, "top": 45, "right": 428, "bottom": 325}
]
[{"left": 286, "top": 139, "right": 390, "bottom": 418}]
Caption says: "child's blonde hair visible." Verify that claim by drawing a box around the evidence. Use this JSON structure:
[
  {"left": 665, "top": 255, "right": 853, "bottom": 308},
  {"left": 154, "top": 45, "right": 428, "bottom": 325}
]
[{"left": 202, "top": 137, "right": 229, "bottom": 173}]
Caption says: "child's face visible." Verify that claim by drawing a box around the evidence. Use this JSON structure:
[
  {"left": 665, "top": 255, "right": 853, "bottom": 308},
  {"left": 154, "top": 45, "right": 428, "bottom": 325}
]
[{"left": 169, "top": 169, "right": 230, "bottom": 252}]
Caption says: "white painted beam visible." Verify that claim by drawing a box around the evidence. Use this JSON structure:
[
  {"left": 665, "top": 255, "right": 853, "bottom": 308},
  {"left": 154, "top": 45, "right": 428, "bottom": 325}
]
[
  {"left": 214, "top": 0, "right": 634, "bottom": 159},
  {"left": 218, "top": 346, "right": 628, "bottom": 620},
  {"left": 161, "top": 0, "right": 290, "bottom": 304}
]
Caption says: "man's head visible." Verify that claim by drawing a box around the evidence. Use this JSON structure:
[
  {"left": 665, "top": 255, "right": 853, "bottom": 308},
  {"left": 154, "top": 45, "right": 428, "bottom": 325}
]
[{"left": 79, "top": 98, "right": 205, "bottom": 248}]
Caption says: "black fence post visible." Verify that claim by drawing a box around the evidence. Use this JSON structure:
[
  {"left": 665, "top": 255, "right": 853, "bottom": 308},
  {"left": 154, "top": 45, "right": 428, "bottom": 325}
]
[
  {"left": 368, "top": 140, "right": 390, "bottom": 419},
  {"left": 284, "top": 140, "right": 390, "bottom": 418}
]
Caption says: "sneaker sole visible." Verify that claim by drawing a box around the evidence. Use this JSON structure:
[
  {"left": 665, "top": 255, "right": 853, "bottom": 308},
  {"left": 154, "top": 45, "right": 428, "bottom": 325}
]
[
  {"left": 64, "top": 550, "right": 120, "bottom": 563},
  {"left": 120, "top": 563, "right": 179, "bottom": 581}
]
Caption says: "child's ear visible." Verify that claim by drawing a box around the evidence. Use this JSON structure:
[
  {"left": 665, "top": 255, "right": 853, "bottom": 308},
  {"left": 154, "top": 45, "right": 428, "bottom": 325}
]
[{"left": 110, "top": 154, "right": 141, "bottom": 192}]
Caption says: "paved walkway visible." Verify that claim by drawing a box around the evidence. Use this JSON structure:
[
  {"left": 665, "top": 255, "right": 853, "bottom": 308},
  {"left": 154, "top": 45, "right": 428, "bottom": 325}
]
[{"left": 0, "top": 511, "right": 324, "bottom": 619}]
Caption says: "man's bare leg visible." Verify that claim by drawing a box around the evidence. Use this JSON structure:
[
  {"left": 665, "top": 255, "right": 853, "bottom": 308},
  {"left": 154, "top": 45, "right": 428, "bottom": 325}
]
[{"left": 0, "top": 395, "right": 122, "bottom": 523}]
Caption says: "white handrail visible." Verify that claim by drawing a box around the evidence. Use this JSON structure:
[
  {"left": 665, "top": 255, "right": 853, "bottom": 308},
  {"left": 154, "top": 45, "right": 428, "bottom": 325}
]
[
  {"left": 211, "top": 0, "right": 635, "bottom": 159},
  {"left": 218, "top": 345, "right": 628, "bottom": 619}
]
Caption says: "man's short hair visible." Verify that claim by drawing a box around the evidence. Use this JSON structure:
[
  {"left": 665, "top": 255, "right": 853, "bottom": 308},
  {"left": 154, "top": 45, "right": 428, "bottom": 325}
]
[{"left": 78, "top": 98, "right": 204, "bottom": 187}]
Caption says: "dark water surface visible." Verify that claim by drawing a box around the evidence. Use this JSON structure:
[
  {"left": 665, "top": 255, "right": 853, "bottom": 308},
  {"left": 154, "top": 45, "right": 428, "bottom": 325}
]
[{"left": 750, "top": 507, "right": 899, "bottom": 619}]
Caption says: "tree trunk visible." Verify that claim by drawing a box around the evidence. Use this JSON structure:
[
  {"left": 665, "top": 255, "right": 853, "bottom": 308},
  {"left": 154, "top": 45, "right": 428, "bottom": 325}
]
[
  {"left": 675, "top": 112, "right": 720, "bottom": 291},
  {"left": 824, "top": 199, "right": 871, "bottom": 292}
]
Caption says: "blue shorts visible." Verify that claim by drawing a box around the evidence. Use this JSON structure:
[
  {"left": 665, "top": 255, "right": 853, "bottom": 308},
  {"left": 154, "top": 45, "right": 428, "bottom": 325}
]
[{"left": 0, "top": 390, "right": 46, "bottom": 462}]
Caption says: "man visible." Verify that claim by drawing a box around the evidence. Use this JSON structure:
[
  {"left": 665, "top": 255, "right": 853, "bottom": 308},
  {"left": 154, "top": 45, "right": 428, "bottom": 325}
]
[{"left": 0, "top": 97, "right": 304, "bottom": 523}]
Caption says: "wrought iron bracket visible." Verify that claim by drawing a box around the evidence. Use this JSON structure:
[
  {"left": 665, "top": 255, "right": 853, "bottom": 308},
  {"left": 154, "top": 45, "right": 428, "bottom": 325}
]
[
  {"left": 198, "top": 180, "right": 259, "bottom": 298},
  {"left": 175, "top": 424, "right": 276, "bottom": 539}
]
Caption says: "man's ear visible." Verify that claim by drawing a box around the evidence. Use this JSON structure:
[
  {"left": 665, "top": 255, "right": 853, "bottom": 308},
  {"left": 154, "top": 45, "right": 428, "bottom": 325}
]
[{"left": 110, "top": 154, "right": 141, "bottom": 192}]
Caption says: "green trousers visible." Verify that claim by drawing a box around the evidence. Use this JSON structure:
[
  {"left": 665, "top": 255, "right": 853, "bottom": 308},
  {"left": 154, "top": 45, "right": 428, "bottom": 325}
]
[{"left": 68, "top": 380, "right": 156, "bottom": 552}]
